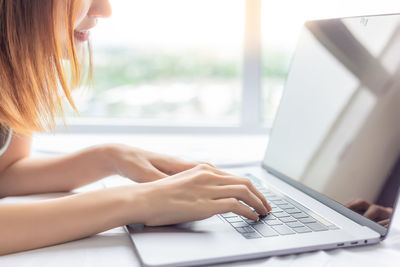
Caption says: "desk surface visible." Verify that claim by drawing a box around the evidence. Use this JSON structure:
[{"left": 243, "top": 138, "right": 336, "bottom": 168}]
[{"left": 1, "top": 134, "right": 400, "bottom": 267}]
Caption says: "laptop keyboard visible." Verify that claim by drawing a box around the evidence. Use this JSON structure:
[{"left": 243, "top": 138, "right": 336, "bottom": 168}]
[{"left": 220, "top": 174, "right": 339, "bottom": 239}]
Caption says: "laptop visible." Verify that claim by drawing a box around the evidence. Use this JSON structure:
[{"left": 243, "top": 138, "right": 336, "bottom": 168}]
[{"left": 123, "top": 14, "right": 400, "bottom": 266}]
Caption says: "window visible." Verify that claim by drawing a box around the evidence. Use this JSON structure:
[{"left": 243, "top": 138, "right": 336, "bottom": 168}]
[
  {"left": 63, "top": 0, "right": 400, "bottom": 134},
  {"left": 67, "top": 0, "right": 245, "bottom": 131}
]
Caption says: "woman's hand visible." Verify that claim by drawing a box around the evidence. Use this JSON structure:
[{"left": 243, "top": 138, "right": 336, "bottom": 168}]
[
  {"left": 106, "top": 144, "right": 203, "bottom": 183},
  {"left": 129, "top": 164, "right": 272, "bottom": 226},
  {"left": 346, "top": 198, "right": 393, "bottom": 228}
]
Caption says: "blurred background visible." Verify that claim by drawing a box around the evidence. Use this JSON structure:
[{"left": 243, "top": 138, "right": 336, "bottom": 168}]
[{"left": 63, "top": 0, "right": 400, "bottom": 134}]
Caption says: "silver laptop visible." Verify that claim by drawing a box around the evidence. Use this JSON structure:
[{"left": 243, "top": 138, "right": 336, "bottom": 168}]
[{"left": 125, "top": 14, "right": 400, "bottom": 266}]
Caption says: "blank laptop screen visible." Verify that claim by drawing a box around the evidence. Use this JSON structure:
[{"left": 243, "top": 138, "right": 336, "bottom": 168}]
[{"left": 264, "top": 14, "right": 400, "bottom": 230}]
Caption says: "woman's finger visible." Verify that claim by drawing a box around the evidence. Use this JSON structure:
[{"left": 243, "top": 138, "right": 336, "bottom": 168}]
[
  {"left": 212, "top": 198, "right": 259, "bottom": 221},
  {"left": 202, "top": 167, "right": 272, "bottom": 211},
  {"left": 377, "top": 218, "right": 390, "bottom": 228},
  {"left": 211, "top": 185, "right": 268, "bottom": 216},
  {"left": 364, "top": 205, "right": 392, "bottom": 221},
  {"left": 214, "top": 175, "right": 271, "bottom": 211},
  {"left": 346, "top": 199, "right": 371, "bottom": 213}
]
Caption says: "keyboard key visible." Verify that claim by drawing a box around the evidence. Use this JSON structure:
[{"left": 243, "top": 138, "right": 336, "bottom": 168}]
[
  {"left": 286, "top": 221, "right": 304, "bottom": 228},
  {"left": 267, "top": 196, "right": 281, "bottom": 201},
  {"left": 245, "top": 219, "right": 264, "bottom": 225},
  {"left": 293, "top": 226, "right": 312, "bottom": 233},
  {"left": 226, "top": 217, "right": 243, "bottom": 223},
  {"left": 271, "top": 224, "right": 295, "bottom": 235},
  {"left": 236, "top": 226, "right": 255, "bottom": 233},
  {"left": 271, "top": 207, "right": 284, "bottom": 213},
  {"left": 298, "top": 217, "right": 317, "bottom": 223},
  {"left": 260, "top": 213, "right": 275, "bottom": 221},
  {"left": 238, "top": 174, "right": 335, "bottom": 239},
  {"left": 222, "top": 212, "right": 238, "bottom": 218},
  {"left": 266, "top": 219, "right": 283, "bottom": 226},
  {"left": 231, "top": 221, "right": 249, "bottom": 228},
  {"left": 278, "top": 203, "right": 295, "bottom": 210},
  {"left": 306, "top": 222, "right": 328, "bottom": 231},
  {"left": 241, "top": 215, "right": 259, "bottom": 221},
  {"left": 292, "top": 212, "right": 309, "bottom": 219},
  {"left": 279, "top": 216, "right": 297, "bottom": 223},
  {"left": 285, "top": 208, "right": 302, "bottom": 214},
  {"left": 272, "top": 211, "right": 290, "bottom": 218},
  {"left": 242, "top": 232, "right": 262, "bottom": 239},
  {"left": 253, "top": 224, "right": 279, "bottom": 237},
  {"left": 272, "top": 199, "right": 288, "bottom": 205}
]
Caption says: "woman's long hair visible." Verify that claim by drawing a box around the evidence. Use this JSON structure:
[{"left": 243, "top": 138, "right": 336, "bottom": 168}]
[{"left": 0, "top": 0, "right": 90, "bottom": 133}]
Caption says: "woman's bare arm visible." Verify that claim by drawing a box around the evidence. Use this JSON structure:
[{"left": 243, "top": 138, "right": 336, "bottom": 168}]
[
  {"left": 0, "top": 185, "right": 140, "bottom": 255},
  {"left": 0, "top": 133, "right": 271, "bottom": 257},
  {"left": 0, "top": 132, "right": 115, "bottom": 197},
  {"left": 0, "top": 164, "right": 270, "bottom": 256},
  {"left": 0, "top": 131, "right": 215, "bottom": 197}
]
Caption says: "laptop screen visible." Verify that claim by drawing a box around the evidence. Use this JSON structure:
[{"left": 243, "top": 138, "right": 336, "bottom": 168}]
[{"left": 264, "top": 14, "right": 400, "bottom": 232}]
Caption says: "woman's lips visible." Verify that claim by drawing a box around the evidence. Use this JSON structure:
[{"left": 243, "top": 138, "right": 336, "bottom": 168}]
[{"left": 74, "top": 30, "right": 90, "bottom": 42}]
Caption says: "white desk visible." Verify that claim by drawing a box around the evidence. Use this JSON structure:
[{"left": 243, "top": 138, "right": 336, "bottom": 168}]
[{"left": 1, "top": 134, "right": 400, "bottom": 267}]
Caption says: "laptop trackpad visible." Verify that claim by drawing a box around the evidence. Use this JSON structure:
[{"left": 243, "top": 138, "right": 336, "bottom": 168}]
[
  {"left": 128, "top": 215, "right": 225, "bottom": 234},
  {"left": 181, "top": 214, "right": 225, "bottom": 227}
]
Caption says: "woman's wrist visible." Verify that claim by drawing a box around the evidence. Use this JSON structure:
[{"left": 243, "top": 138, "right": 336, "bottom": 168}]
[
  {"left": 114, "top": 183, "right": 155, "bottom": 225},
  {"left": 91, "top": 144, "right": 122, "bottom": 177}
]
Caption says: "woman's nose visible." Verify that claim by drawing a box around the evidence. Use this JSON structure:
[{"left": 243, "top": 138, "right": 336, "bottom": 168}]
[{"left": 88, "top": 0, "right": 112, "bottom": 19}]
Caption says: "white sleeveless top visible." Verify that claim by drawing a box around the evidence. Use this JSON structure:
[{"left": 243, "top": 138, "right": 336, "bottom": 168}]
[{"left": 0, "top": 128, "right": 12, "bottom": 156}]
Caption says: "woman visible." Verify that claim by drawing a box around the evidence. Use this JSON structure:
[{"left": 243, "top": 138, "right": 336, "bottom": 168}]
[{"left": 0, "top": 0, "right": 270, "bottom": 255}]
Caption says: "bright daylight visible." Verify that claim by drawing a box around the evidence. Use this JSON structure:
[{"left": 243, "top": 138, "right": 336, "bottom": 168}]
[
  {"left": 1, "top": 0, "right": 400, "bottom": 266},
  {"left": 67, "top": 0, "right": 400, "bottom": 129}
]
